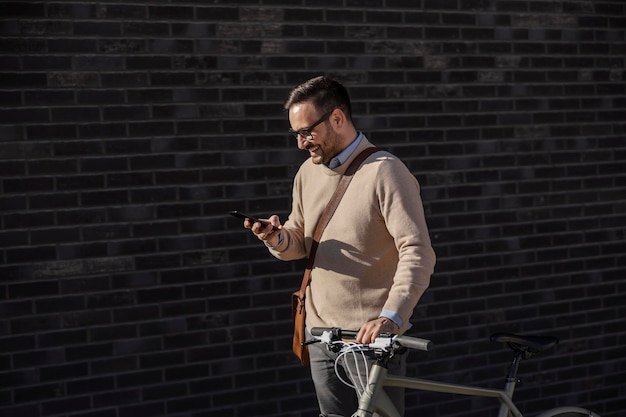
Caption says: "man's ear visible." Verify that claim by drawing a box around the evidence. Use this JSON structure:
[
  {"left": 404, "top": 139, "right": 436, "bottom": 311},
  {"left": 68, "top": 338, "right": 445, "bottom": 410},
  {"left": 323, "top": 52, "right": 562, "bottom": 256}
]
[{"left": 330, "top": 108, "right": 346, "bottom": 130}]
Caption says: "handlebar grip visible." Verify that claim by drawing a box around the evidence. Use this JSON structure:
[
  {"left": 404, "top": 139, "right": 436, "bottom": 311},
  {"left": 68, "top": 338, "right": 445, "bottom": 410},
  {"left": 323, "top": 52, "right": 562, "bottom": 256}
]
[
  {"left": 310, "top": 327, "right": 331, "bottom": 336},
  {"left": 310, "top": 327, "right": 359, "bottom": 338},
  {"left": 395, "top": 335, "right": 433, "bottom": 352}
]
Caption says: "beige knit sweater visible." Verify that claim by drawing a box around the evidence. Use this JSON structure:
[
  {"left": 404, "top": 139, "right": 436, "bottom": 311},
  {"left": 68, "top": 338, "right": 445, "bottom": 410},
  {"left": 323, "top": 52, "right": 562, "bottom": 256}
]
[{"left": 269, "top": 137, "right": 436, "bottom": 334}]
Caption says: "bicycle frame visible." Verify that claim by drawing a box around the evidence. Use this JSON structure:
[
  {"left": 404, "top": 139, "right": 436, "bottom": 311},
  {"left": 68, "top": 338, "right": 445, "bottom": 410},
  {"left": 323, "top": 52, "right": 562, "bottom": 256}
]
[{"left": 354, "top": 361, "right": 523, "bottom": 417}]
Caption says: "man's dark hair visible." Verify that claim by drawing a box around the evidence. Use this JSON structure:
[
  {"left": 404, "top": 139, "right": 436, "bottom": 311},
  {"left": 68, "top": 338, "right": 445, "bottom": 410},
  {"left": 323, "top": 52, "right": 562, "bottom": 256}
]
[{"left": 284, "top": 75, "right": 352, "bottom": 121}]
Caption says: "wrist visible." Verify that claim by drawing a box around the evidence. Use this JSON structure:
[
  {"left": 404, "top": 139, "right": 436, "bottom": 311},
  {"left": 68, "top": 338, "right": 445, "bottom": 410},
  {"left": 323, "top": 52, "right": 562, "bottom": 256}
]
[
  {"left": 264, "top": 231, "right": 281, "bottom": 247},
  {"left": 379, "top": 317, "right": 399, "bottom": 330}
]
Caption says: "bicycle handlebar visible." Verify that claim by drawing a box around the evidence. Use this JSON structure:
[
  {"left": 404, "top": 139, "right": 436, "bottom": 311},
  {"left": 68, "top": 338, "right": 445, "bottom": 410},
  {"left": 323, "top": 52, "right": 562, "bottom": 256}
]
[
  {"left": 396, "top": 334, "right": 433, "bottom": 352},
  {"left": 310, "top": 327, "right": 433, "bottom": 352}
]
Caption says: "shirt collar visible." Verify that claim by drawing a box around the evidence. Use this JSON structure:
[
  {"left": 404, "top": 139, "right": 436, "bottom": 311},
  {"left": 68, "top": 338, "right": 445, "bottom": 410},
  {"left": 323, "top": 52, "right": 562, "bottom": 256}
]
[{"left": 327, "top": 132, "right": 364, "bottom": 169}]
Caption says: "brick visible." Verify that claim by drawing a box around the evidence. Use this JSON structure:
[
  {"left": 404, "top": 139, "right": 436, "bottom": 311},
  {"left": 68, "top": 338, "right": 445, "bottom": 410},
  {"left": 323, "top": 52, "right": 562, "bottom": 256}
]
[
  {"left": 90, "top": 324, "right": 137, "bottom": 342},
  {"left": 101, "top": 72, "right": 149, "bottom": 87},
  {"left": 10, "top": 314, "right": 62, "bottom": 334},
  {"left": 80, "top": 190, "right": 128, "bottom": 207},
  {"left": 74, "top": 21, "right": 122, "bottom": 37},
  {"left": 74, "top": 55, "right": 125, "bottom": 71},
  {"left": 133, "top": 221, "right": 179, "bottom": 237},
  {"left": 135, "top": 285, "right": 183, "bottom": 302},
  {"left": 102, "top": 105, "right": 150, "bottom": 121},
  {"left": 2, "top": 142, "right": 48, "bottom": 163},
  {"left": 0, "top": 37, "right": 47, "bottom": 54},
  {"left": 0, "top": 2, "right": 44, "bottom": 17},
  {"left": 107, "top": 239, "right": 157, "bottom": 256},
  {"left": 0, "top": 54, "right": 20, "bottom": 71},
  {"left": 26, "top": 124, "right": 77, "bottom": 140},
  {"left": 0, "top": 125, "right": 22, "bottom": 143},
  {"left": 99, "top": 39, "right": 146, "bottom": 54},
  {"left": 116, "top": 368, "right": 163, "bottom": 388},
  {"left": 47, "top": 71, "right": 100, "bottom": 88},
  {"left": 57, "top": 242, "right": 108, "bottom": 260},
  {"left": 13, "top": 348, "right": 66, "bottom": 371},
  {"left": 118, "top": 402, "right": 165, "bottom": 417},
  {"left": 151, "top": 39, "right": 194, "bottom": 54},
  {"left": 0, "top": 72, "right": 47, "bottom": 89},
  {"left": 0, "top": 108, "right": 48, "bottom": 124},
  {"left": 55, "top": 175, "right": 104, "bottom": 191},
  {"left": 76, "top": 123, "right": 125, "bottom": 139},
  {"left": 111, "top": 305, "right": 159, "bottom": 324},
  {"left": 93, "top": 389, "right": 141, "bottom": 409},
  {"left": 127, "top": 88, "right": 173, "bottom": 103},
  {"left": 40, "top": 396, "right": 93, "bottom": 415},
  {"left": 38, "top": 329, "right": 87, "bottom": 349},
  {"left": 142, "top": 382, "right": 186, "bottom": 400},
  {"left": 104, "top": 138, "right": 151, "bottom": 154},
  {"left": 23, "top": 52, "right": 69, "bottom": 70},
  {"left": 38, "top": 362, "right": 88, "bottom": 383},
  {"left": 173, "top": 393, "right": 230, "bottom": 415},
  {"left": 21, "top": 91, "right": 70, "bottom": 106},
  {"left": 6, "top": 245, "right": 57, "bottom": 263},
  {"left": 75, "top": 90, "right": 119, "bottom": 106},
  {"left": 151, "top": 72, "right": 196, "bottom": 86}
]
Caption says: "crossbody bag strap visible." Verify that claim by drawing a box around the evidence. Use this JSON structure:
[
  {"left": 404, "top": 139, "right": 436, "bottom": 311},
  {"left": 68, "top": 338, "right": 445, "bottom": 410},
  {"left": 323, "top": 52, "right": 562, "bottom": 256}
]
[{"left": 296, "top": 146, "right": 381, "bottom": 296}]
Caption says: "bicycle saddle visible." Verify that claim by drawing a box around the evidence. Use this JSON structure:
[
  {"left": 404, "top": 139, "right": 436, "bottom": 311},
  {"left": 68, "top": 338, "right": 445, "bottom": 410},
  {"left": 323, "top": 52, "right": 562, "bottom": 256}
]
[{"left": 491, "top": 333, "right": 559, "bottom": 357}]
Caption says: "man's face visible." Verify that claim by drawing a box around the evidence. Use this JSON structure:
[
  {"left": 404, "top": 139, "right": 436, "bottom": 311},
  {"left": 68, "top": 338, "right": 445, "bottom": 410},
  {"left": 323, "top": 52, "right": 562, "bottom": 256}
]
[{"left": 288, "top": 101, "right": 341, "bottom": 166}]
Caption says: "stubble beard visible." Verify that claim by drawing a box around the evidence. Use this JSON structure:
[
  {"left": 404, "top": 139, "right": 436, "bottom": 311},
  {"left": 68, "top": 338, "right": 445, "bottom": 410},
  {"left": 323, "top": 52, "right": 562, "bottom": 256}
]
[{"left": 309, "top": 128, "right": 342, "bottom": 166}]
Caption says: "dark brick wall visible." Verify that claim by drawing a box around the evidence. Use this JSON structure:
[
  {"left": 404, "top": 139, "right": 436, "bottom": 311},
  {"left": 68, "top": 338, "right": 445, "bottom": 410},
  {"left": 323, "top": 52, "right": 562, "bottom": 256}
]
[{"left": 1, "top": 1, "right": 624, "bottom": 416}]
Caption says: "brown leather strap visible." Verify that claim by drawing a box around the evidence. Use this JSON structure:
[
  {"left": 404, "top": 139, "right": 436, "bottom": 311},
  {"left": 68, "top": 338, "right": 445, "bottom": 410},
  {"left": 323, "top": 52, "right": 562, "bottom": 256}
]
[{"left": 296, "top": 146, "right": 381, "bottom": 296}]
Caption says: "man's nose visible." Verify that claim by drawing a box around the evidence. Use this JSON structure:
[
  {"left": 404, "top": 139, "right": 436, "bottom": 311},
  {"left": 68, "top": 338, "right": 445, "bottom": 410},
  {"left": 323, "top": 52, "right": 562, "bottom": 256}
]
[{"left": 296, "top": 135, "right": 308, "bottom": 149}]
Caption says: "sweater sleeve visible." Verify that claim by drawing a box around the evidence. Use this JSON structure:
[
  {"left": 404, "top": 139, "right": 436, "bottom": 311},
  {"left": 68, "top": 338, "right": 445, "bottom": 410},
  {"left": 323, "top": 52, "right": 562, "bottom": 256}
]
[
  {"left": 267, "top": 167, "right": 309, "bottom": 261},
  {"left": 376, "top": 157, "right": 436, "bottom": 330}
]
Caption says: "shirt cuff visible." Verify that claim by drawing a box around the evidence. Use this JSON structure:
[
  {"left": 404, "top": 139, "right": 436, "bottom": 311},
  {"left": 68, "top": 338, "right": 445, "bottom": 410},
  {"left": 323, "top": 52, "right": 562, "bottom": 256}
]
[
  {"left": 264, "top": 232, "right": 283, "bottom": 248},
  {"left": 379, "top": 310, "right": 403, "bottom": 328}
]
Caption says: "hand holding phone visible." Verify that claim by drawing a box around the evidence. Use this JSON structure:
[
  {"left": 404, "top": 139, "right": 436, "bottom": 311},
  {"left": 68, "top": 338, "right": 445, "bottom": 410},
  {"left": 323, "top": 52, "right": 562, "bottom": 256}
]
[{"left": 229, "top": 211, "right": 279, "bottom": 231}]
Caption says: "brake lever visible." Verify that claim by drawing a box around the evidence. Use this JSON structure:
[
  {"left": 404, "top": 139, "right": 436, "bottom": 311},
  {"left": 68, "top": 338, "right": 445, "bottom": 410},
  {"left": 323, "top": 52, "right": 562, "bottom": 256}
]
[{"left": 302, "top": 338, "right": 320, "bottom": 346}]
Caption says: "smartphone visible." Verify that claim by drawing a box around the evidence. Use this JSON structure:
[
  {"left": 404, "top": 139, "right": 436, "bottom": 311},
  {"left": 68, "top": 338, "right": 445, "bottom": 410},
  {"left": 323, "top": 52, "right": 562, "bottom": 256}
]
[{"left": 229, "top": 211, "right": 278, "bottom": 231}]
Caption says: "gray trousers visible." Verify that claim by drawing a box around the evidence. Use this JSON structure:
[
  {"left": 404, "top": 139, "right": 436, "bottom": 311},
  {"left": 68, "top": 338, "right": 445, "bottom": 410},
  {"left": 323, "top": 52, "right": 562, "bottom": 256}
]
[{"left": 308, "top": 337, "right": 407, "bottom": 417}]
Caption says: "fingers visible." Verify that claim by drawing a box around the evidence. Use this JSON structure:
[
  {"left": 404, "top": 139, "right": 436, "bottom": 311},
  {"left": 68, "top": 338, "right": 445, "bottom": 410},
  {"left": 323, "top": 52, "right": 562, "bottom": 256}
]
[
  {"left": 251, "top": 221, "right": 275, "bottom": 237},
  {"left": 249, "top": 215, "right": 281, "bottom": 246},
  {"left": 356, "top": 317, "right": 400, "bottom": 344},
  {"left": 356, "top": 321, "right": 379, "bottom": 344},
  {"left": 356, "top": 326, "right": 372, "bottom": 344}
]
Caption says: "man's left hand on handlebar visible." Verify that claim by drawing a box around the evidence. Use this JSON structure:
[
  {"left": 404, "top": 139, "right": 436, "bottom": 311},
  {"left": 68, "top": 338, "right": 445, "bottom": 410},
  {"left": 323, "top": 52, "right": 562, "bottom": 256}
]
[{"left": 356, "top": 317, "right": 400, "bottom": 344}]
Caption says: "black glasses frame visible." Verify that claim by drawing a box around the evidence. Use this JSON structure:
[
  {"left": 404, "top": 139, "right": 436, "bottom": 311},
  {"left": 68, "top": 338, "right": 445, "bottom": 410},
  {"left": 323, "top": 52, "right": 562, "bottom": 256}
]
[{"left": 288, "top": 109, "right": 334, "bottom": 141}]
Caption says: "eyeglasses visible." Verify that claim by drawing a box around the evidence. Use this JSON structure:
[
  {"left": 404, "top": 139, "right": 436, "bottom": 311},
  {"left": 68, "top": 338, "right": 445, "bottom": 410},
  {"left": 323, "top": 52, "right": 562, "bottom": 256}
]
[{"left": 288, "top": 110, "right": 334, "bottom": 141}]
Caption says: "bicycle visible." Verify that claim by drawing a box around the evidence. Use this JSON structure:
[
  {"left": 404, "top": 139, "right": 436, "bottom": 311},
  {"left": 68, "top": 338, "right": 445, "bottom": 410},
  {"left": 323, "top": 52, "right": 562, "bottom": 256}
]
[{"left": 308, "top": 327, "right": 600, "bottom": 417}]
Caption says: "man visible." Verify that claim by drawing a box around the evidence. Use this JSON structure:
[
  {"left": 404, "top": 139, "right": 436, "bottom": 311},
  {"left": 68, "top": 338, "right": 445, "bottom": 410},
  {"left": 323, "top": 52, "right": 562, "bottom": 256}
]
[{"left": 243, "top": 76, "right": 436, "bottom": 416}]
